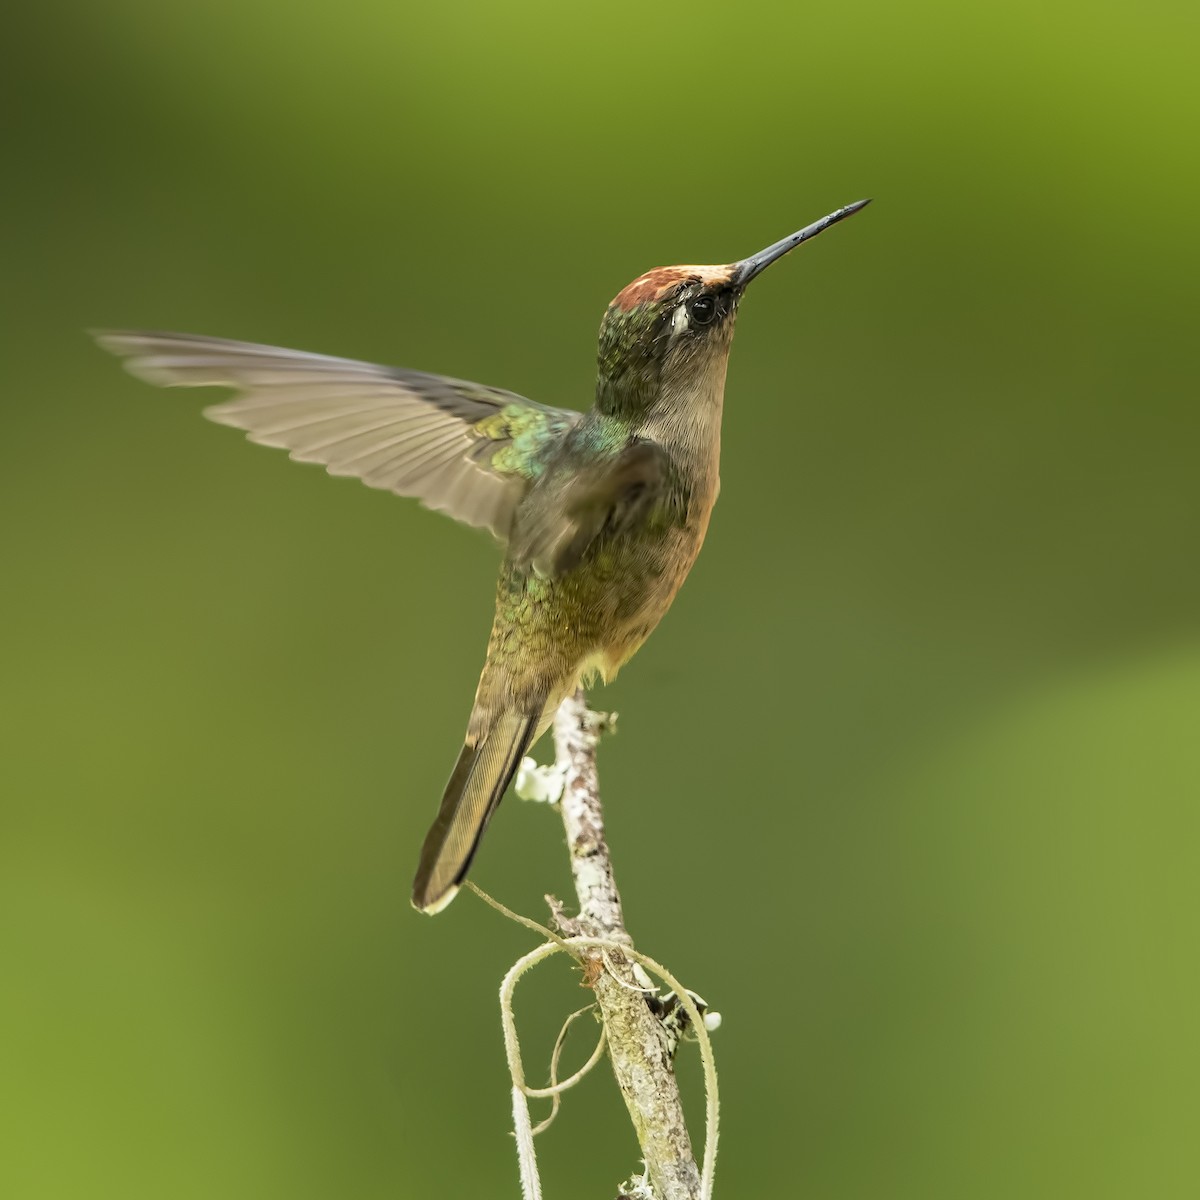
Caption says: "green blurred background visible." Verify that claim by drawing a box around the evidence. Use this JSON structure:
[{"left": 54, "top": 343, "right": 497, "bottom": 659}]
[{"left": 3, "top": 1, "right": 1198, "bottom": 1196}]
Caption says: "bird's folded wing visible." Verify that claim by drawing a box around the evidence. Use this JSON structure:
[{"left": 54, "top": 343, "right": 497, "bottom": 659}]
[
  {"left": 510, "top": 439, "right": 672, "bottom": 578},
  {"left": 95, "top": 330, "right": 580, "bottom": 541}
]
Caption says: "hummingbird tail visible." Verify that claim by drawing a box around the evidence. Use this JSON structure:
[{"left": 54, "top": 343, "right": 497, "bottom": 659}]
[{"left": 411, "top": 709, "right": 539, "bottom": 914}]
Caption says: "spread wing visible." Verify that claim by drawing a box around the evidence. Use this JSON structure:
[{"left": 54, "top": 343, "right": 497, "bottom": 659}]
[
  {"left": 510, "top": 439, "right": 673, "bottom": 578},
  {"left": 94, "top": 330, "right": 580, "bottom": 540}
]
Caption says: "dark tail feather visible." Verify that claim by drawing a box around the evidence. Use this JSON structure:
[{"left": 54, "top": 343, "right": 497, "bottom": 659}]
[{"left": 411, "top": 709, "right": 538, "bottom": 914}]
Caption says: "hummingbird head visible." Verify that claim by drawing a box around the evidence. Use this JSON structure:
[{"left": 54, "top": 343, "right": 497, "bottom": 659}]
[{"left": 595, "top": 200, "right": 870, "bottom": 420}]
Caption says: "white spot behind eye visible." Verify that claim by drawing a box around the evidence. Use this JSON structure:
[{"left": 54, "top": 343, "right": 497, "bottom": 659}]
[{"left": 670, "top": 304, "right": 689, "bottom": 335}]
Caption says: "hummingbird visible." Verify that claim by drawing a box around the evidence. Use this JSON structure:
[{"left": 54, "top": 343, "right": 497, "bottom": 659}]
[{"left": 96, "top": 199, "right": 870, "bottom": 914}]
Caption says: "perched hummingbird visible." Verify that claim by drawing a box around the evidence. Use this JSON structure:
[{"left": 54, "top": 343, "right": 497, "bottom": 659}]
[{"left": 96, "top": 199, "right": 870, "bottom": 914}]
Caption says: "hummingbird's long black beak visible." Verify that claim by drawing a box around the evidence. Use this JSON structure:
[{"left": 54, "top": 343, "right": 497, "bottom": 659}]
[{"left": 732, "top": 199, "right": 872, "bottom": 287}]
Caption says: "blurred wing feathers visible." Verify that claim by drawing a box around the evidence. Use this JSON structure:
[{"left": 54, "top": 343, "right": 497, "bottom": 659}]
[
  {"left": 95, "top": 330, "right": 579, "bottom": 539},
  {"left": 511, "top": 439, "right": 670, "bottom": 577}
]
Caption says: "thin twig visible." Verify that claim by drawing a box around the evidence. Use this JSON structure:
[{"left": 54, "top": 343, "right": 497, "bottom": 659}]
[
  {"left": 486, "top": 694, "right": 719, "bottom": 1198},
  {"left": 512, "top": 1083, "right": 541, "bottom": 1200},
  {"left": 466, "top": 880, "right": 571, "bottom": 951},
  {"left": 552, "top": 690, "right": 714, "bottom": 1200},
  {"left": 529, "top": 1005, "right": 606, "bottom": 1135},
  {"left": 497, "top": 933, "right": 719, "bottom": 1198}
]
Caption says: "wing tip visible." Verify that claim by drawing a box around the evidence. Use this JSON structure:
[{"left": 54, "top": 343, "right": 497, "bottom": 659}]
[
  {"left": 91, "top": 329, "right": 207, "bottom": 388},
  {"left": 90, "top": 328, "right": 134, "bottom": 357}
]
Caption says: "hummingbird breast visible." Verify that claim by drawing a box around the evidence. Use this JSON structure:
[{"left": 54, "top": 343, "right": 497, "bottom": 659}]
[
  {"left": 480, "top": 472, "right": 719, "bottom": 721},
  {"left": 586, "top": 497, "right": 717, "bottom": 677}
]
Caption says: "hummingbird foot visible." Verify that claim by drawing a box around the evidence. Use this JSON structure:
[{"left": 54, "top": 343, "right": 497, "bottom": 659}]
[
  {"left": 514, "top": 756, "right": 567, "bottom": 805},
  {"left": 582, "top": 707, "right": 618, "bottom": 737}
]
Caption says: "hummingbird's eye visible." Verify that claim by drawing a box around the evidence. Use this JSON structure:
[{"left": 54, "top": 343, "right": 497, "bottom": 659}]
[{"left": 686, "top": 295, "right": 717, "bottom": 326}]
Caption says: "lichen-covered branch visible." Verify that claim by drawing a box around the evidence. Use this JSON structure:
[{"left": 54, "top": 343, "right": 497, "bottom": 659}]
[{"left": 550, "top": 691, "right": 702, "bottom": 1200}]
